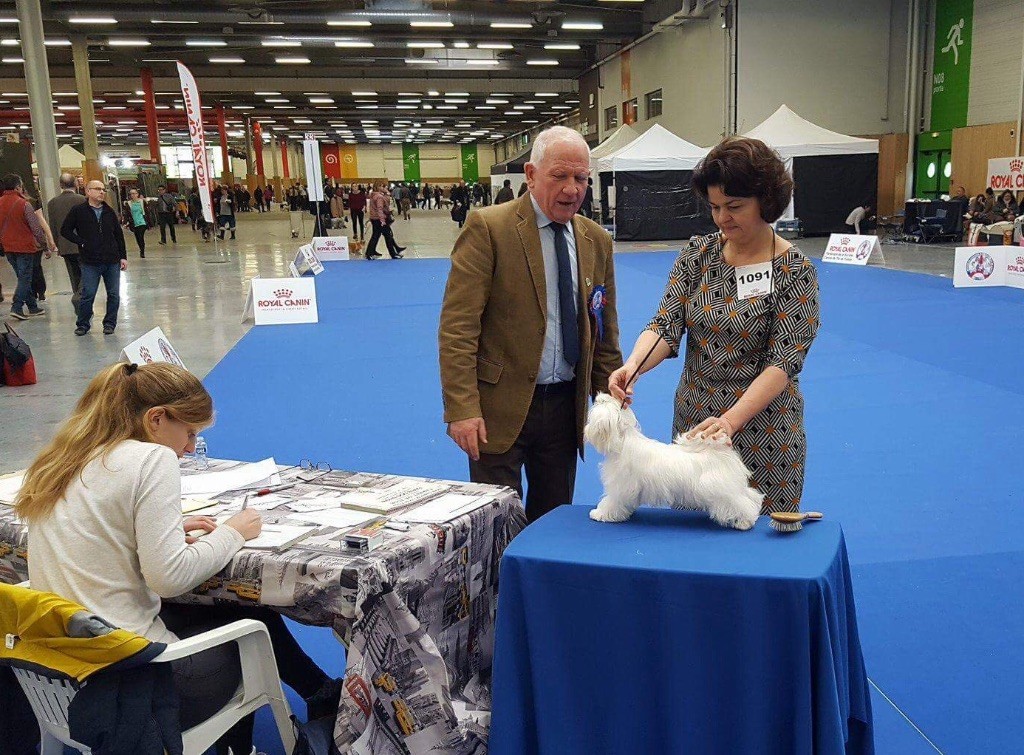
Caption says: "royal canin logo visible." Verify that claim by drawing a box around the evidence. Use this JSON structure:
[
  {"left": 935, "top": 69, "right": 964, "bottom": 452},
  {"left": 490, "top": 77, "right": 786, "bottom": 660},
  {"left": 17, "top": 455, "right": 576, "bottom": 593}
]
[
  {"left": 274, "top": 289, "right": 293, "bottom": 299},
  {"left": 841, "top": 237, "right": 850, "bottom": 244},
  {"left": 1011, "top": 159, "right": 1023, "bottom": 172}
]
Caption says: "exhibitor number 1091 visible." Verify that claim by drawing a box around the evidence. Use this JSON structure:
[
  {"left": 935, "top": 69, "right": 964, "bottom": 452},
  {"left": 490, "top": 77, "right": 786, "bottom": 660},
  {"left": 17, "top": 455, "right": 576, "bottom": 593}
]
[{"left": 738, "top": 270, "right": 772, "bottom": 285}]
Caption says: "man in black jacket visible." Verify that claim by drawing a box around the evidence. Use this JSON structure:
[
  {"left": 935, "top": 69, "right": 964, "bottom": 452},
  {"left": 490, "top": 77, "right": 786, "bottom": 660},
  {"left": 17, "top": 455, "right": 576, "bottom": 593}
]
[{"left": 60, "top": 180, "right": 127, "bottom": 336}]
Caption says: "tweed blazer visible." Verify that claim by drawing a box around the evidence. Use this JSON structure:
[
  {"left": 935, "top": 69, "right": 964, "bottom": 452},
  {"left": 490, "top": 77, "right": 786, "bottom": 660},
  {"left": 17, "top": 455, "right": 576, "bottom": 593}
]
[{"left": 439, "top": 192, "right": 623, "bottom": 455}]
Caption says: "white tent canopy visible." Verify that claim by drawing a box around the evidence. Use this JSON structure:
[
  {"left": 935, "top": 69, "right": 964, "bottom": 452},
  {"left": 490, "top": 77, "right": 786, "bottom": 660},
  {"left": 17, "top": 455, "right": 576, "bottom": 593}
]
[
  {"left": 742, "top": 105, "right": 878, "bottom": 158},
  {"left": 603, "top": 124, "right": 708, "bottom": 173},
  {"left": 58, "top": 144, "right": 86, "bottom": 169},
  {"left": 590, "top": 124, "right": 638, "bottom": 168}
]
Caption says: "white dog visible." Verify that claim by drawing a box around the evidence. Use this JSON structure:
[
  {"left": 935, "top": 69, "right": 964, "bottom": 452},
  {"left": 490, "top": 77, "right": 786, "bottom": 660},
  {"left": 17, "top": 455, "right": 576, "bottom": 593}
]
[{"left": 585, "top": 393, "right": 763, "bottom": 530}]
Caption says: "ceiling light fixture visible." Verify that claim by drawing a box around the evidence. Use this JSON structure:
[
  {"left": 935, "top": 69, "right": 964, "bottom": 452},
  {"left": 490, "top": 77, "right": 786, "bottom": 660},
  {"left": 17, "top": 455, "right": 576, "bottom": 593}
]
[
  {"left": 69, "top": 17, "right": 117, "bottom": 25},
  {"left": 562, "top": 21, "right": 604, "bottom": 30},
  {"left": 334, "top": 40, "right": 374, "bottom": 48},
  {"left": 327, "top": 20, "right": 372, "bottom": 27},
  {"left": 544, "top": 43, "right": 580, "bottom": 50},
  {"left": 185, "top": 40, "right": 226, "bottom": 47},
  {"left": 526, "top": 59, "right": 559, "bottom": 65},
  {"left": 478, "top": 43, "right": 513, "bottom": 49},
  {"left": 108, "top": 39, "right": 150, "bottom": 46},
  {"left": 410, "top": 21, "right": 453, "bottom": 28},
  {"left": 275, "top": 56, "right": 311, "bottom": 64},
  {"left": 261, "top": 40, "right": 301, "bottom": 47},
  {"left": 490, "top": 22, "right": 531, "bottom": 29},
  {"left": 407, "top": 41, "right": 444, "bottom": 48},
  {"left": 209, "top": 57, "right": 245, "bottom": 63}
]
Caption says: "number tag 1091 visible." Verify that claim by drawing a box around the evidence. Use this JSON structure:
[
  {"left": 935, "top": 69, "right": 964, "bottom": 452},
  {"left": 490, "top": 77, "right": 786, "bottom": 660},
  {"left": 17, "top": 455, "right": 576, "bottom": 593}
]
[{"left": 734, "top": 261, "right": 773, "bottom": 300}]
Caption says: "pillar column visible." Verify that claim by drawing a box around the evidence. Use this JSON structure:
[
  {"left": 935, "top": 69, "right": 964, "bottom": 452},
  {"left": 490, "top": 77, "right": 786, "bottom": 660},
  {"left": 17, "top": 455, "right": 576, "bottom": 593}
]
[
  {"left": 281, "top": 136, "right": 290, "bottom": 183},
  {"left": 252, "top": 120, "right": 265, "bottom": 183},
  {"left": 215, "top": 103, "right": 232, "bottom": 186},
  {"left": 70, "top": 36, "right": 102, "bottom": 183},
  {"left": 269, "top": 133, "right": 282, "bottom": 197},
  {"left": 243, "top": 115, "right": 254, "bottom": 191},
  {"left": 16, "top": 0, "right": 59, "bottom": 206},
  {"left": 140, "top": 67, "right": 161, "bottom": 165}
]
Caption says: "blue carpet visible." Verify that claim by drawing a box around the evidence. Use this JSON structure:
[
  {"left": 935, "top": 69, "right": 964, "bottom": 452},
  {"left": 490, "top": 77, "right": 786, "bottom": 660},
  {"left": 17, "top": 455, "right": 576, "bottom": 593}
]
[{"left": 201, "top": 254, "right": 1024, "bottom": 753}]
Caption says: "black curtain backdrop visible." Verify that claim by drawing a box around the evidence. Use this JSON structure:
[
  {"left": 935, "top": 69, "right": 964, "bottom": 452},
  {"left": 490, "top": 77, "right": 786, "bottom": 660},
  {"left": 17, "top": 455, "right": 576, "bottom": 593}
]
[
  {"left": 490, "top": 146, "right": 530, "bottom": 175},
  {"left": 599, "top": 171, "right": 613, "bottom": 225},
  {"left": 792, "top": 154, "right": 878, "bottom": 236},
  {"left": 614, "top": 170, "right": 715, "bottom": 241}
]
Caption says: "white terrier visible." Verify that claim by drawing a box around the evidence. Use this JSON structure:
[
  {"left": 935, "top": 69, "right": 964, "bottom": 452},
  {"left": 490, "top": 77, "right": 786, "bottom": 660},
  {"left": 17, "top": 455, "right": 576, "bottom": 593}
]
[{"left": 585, "top": 393, "right": 763, "bottom": 530}]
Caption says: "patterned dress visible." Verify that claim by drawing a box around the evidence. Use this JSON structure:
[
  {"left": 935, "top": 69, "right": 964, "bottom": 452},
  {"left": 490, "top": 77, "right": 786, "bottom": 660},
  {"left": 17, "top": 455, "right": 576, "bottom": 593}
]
[{"left": 647, "top": 233, "right": 821, "bottom": 513}]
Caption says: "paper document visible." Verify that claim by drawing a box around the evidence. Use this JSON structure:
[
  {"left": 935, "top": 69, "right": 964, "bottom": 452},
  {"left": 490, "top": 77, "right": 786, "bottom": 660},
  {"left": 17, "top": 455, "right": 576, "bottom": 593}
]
[
  {"left": 0, "top": 472, "right": 25, "bottom": 505},
  {"left": 339, "top": 480, "right": 449, "bottom": 514},
  {"left": 395, "top": 493, "right": 492, "bottom": 523},
  {"left": 180, "top": 458, "right": 279, "bottom": 497},
  {"left": 285, "top": 508, "right": 376, "bottom": 529},
  {"left": 213, "top": 520, "right": 316, "bottom": 550}
]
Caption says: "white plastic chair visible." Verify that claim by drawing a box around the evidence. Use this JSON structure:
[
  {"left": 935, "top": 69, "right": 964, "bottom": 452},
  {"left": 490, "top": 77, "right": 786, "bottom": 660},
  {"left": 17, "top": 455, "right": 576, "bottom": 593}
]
[{"left": 12, "top": 618, "right": 296, "bottom": 755}]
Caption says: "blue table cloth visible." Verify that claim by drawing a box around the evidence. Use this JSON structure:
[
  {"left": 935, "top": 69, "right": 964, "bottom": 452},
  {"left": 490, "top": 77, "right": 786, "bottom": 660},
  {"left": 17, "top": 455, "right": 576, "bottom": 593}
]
[{"left": 490, "top": 506, "right": 873, "bottom": 755}]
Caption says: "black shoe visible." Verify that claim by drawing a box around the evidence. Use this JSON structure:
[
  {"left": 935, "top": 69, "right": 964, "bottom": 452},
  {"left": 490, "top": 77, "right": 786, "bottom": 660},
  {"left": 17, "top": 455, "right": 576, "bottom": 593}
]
[
  {"left": 37, "top": 292, "right": 45, "bottom": 301},
  {"left": 27, "top": 307, "right": 46, "bottom": 317},
  {"left": 394, "top": 246, "right": 407, "bottom": 253},
  {"left": 159, "top": 240, "right": 166, "bottom": 245},
  {"left": 10, "top": 310, "right": 28, "bottom": 321},
  {"left": 74, "top": 326, "right": 88, "bottom": 336},
  {"left": 230, "top": 232, "right": 236, "bottom": 239},
  {"left": 366, "top": 253, "right": 382, "bottom": 259},
  {"left": 219, "top": 231, "right": 225, "bottom": 240},
  {"left": 140, "top": 251, "right": 145, "bottom": 258},
  {"left": 103, "top": 325, "right": 115, "bottom": 335},
  {"left": 391, "top": 254, "right": 404, "bottom": 259}
]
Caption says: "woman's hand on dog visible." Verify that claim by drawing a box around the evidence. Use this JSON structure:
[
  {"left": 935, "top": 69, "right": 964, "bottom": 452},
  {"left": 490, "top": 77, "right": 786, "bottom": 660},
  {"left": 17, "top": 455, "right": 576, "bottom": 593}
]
[
  {"left": 686, "top": 416, "right": 735, "bottom": 445},
  {"left": 448, "top": 417, "right": 488, "bottom": 461}
]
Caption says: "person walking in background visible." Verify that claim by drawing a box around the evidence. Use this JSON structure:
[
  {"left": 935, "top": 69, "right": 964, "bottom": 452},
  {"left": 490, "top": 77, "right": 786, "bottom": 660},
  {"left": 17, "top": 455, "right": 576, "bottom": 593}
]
[
  {"left": 47, "top": 172, "right": 87, "bottom": 315},
  {"left": 348, "top": 184, "right": 367, "bottom": 241},
  {"left": 399, "top": 184, "right": 412, "bottom": 221},
  {"left": 420, "top": 183, "right": 431, "bottom": 209},
  {"left": 0, "top": 173, "right": 50, "bottom": 320},
  {"left": 330, "top": 189, "right": 346, "bottom": 229},
  {"left": 365, "top": 182, "right": 405, "bottom": 260},
  {"left": 27, "top": 192, "right": 58, "bottom": 303},
  {"left": 264, "top": 184, "right": 274, "bottom": 210},
  {"left": 518, "top": 182, "right": 529, "bottom": 197},
  {"left": 253, "top": 184, "right": 265, "bottom": 213},
  {"left": 60, "top": 180, "right": 127, "bottom": 336},
  {"left": 215, "top": 186, "right": 236, "bottom": 240},
  {"left": 124, "top": 188, "right": 150, "bottom": 259},
  {"left": 578, "top": 178, "right": 594, "bottom": 219},
  {"left": 494, "top": 179, "right": 514, "bottom": 205},
  {"left": 155, "top": 185, "right": 177, "bottom": 245}
]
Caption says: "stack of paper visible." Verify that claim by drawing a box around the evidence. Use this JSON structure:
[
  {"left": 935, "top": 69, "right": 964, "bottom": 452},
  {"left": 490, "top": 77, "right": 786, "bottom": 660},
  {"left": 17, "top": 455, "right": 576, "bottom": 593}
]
[
  {"left": 339, "top": 480, "right": 449, "bottom": 514},
  {"left": 180, "top": 458, "right": 280, "bottom": 498},
  {"left": 395, "top": 493, "right": 492, "bottom": 524}
]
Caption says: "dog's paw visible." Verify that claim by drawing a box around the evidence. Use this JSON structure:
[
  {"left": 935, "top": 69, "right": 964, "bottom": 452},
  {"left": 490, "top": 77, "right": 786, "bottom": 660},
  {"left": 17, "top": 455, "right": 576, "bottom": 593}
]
[
  {"left": 590, "top": 507, "right": 631, "bottom": 523},
  {"left": 724, "top": 516, "right": 756, "bottom": 531}
]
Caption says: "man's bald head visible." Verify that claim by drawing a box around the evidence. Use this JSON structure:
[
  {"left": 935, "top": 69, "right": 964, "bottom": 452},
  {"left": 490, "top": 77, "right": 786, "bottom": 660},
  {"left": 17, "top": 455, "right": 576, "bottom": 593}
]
[{"left": 59, "top": 173, "right": 76, "bottom": 190}]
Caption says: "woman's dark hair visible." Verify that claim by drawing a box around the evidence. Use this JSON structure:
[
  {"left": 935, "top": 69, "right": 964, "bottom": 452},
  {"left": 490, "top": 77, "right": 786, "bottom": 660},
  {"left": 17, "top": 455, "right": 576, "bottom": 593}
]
[
  {"left": 691, "top": 137, "right": 793, "bottom": 223},
  {"left": 2, "top": 173, "right": 23, "bottom": 192}
]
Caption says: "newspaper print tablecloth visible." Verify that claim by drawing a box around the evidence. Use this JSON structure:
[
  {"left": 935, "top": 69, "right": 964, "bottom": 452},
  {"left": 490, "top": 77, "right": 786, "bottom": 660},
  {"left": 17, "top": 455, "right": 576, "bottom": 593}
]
[{"left": 0, "top": 458, "right": 527, "bottom": 755}]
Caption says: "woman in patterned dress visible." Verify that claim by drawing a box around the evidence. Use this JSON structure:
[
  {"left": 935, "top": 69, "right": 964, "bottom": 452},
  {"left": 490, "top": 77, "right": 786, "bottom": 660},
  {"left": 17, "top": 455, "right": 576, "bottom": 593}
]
[{"left": 608, "top": 137, "right": 821, "bottom": 514}]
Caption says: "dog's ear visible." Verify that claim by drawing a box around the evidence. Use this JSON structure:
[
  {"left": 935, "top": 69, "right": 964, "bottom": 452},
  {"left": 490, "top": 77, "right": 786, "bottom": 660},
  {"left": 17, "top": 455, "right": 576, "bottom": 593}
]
[{"left": 584, "top": 403, "right": 618, "bottom": 451}]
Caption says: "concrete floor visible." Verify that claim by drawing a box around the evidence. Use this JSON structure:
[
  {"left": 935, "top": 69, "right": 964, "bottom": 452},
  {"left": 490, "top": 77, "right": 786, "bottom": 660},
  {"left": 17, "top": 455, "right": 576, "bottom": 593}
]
[{"left": 0, "top": 205, "right": 963, "bottom": 472}]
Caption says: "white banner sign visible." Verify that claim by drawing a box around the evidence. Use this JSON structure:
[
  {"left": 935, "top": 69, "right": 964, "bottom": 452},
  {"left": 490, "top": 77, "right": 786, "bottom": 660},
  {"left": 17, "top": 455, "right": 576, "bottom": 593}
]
[
  {"left": 987, "top": 156, "right": 1024, "bottom": 192},
  {"left": 303, "top": 136, "right": 325, "bottom": 201},
  {"left": 242, "top": 277, "right": 319, "bottom": 325},
  {"left": 289, "top": 243, "right": 325, "bottom": 277},
  {"left": 822, "top": 233, "right": 885, "bottom": 266},
  {"left": 312, "top": 235, "right": 350, "bottom": 261},
  {"left": 953, "top": 246, "right": 1024, "bottom": 289},
  {"left": 121, "top": 326, "right": 187, "bottom": 369},
  {"left": 176, "top": 62, "right": 214, "bottom": 224}
]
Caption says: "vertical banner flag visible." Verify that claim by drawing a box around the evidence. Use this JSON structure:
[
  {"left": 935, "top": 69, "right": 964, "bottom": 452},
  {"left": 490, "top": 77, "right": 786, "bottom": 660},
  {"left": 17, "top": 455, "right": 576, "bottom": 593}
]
[
  {"left": 322, "top": 143, "right": 341, "bottom": 180},
  {"left": 460, "top": 144, "right": 479, "bottom": 182},
  {"left": 402, "top": 144, "right": 420, "bottom": 182},
  {"left": 930, "top": 0, "right": 973, "bottom": 131},
  {"left": 176, "top": 62, "right": 214, "bottom": 223},
  {"left": 338, "top": 145, "right": 359, "bottom": 179},
  {"left": 303, "top": 134, "right": 325, "bottom": 201}
]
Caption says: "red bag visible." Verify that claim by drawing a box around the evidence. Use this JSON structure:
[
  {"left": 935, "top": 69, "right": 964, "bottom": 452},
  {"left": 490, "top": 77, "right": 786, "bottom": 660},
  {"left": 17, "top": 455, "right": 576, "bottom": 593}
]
[{"left": 0, "top": 323, "right": 36, "bottom": 386}]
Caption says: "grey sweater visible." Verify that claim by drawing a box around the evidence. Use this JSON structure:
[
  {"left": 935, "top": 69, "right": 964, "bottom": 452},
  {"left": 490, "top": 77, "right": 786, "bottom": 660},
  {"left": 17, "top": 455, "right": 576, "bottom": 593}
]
[{"left": 28, "top": 440, "right": 243, "bottom": 642}]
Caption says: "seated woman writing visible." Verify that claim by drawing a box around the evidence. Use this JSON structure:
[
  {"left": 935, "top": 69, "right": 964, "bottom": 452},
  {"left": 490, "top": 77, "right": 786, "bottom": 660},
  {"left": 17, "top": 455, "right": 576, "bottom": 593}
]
[{"left": 15, "top": 362, "right": 339, "bottom": 755}]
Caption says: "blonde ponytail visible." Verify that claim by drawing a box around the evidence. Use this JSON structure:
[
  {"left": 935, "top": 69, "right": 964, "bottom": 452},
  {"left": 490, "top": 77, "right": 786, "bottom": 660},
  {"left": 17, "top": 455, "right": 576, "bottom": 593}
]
[{"left": 15, "top": 362, "right": 213, "bottom": 522}]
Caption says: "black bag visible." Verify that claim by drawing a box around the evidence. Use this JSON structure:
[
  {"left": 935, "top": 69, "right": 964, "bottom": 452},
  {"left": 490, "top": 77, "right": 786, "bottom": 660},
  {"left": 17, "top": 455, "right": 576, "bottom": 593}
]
[
  {"left": 0, "top": 323, "right": 36, "bottom": 386},
  {"left": 291, "top": 715, "right": 341, "bottom": 755}
]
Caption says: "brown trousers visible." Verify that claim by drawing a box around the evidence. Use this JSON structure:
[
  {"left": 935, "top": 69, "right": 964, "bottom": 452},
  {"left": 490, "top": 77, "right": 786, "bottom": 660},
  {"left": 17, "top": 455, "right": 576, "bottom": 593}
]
[{"left": 469, "top": 382, "right": 578, "bottom": 522}]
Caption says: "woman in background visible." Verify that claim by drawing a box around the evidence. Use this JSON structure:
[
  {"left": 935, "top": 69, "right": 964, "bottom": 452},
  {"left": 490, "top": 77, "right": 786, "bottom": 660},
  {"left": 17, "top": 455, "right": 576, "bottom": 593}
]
[{"left": 124, "top": 187, "right": 149, "bottom": 258}]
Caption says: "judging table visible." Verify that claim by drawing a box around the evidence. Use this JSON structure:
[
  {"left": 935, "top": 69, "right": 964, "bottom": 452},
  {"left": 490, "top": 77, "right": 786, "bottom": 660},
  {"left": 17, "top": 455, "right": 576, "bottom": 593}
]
[
  {"left": 0, "top": 458, "right": 527, "bottom": 755},
  {"left": 490, "top": 506, "right": 874, "bottom": 755}
]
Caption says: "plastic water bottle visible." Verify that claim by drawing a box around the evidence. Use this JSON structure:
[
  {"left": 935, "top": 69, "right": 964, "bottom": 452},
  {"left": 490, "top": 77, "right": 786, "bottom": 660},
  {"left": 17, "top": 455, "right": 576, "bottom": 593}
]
[{"left": 193, "top": 436, "right": 209, "bottom": 471}]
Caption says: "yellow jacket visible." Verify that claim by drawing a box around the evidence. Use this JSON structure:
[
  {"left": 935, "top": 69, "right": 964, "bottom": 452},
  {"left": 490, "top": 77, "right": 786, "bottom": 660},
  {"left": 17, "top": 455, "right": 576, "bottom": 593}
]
[{"left": 0, "top": 583, "right": 164, "bottom": 682}]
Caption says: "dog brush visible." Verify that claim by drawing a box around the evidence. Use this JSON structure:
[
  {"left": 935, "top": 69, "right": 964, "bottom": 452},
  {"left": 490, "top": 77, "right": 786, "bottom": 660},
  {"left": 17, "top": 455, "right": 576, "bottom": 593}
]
[{"left": 769, "top": 511, "right": 823, "bottom": 532}]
